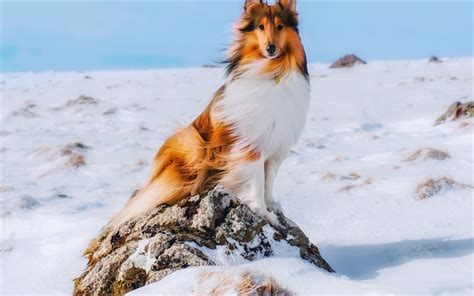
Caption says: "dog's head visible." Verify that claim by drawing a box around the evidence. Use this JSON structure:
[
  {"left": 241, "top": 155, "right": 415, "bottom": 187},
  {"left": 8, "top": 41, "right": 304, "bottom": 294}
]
[
  {"left": 238, "top": 0, "right": 299, "bottom": 60},
  {"left": 227, "top": 0, "right": 307, "bottom": 78}
]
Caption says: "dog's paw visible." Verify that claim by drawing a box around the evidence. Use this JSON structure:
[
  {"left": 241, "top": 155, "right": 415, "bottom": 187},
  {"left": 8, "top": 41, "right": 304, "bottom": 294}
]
[
  {"left": 266, "top": 201, "right": 282, "bottom": 213},
  {"left": 262, "top": 210, "right": 281, "bottom": 226}
]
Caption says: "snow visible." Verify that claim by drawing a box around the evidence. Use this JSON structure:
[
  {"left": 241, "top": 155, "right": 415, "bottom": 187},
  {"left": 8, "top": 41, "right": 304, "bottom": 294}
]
[{"left": 1, "top": 58, "right": 473, "bottom": 294}]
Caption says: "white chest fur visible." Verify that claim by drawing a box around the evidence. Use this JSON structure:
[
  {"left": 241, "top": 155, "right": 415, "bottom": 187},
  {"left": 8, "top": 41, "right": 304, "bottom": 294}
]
[{"left": 215, "top": 70, "right": 311, "bottom": 159}]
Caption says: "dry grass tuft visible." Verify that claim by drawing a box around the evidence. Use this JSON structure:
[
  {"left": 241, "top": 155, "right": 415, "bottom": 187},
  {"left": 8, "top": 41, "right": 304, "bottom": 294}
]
[
  {"left": 338, "top": 184, "right": 359, "bottom": 192},
  {"left": 322, "top": 172, "right": 361, "bottom": 182},
  {"left": 403, "top": 148, "right": 451, "bottom": 162},
  {"left": 67, "top": 153, "right": 86, "bottom": 168},
  {"left": 338, "top": 178, "right": 373, "bottom": 192},
  {"left": 198, "top": 270, "right": 292, "bottom": 296},
  {"left": 416, "top": 177, "right": 472, "bottom": 199},
  {"left": 435, "top": 101, "right": 474, "bottom": 125},
  {"left": 65, "top": 95, "right": 99, "bottom": 107},
  {"left": 321, "top": 172, "right": 337, "bottom": 182}
]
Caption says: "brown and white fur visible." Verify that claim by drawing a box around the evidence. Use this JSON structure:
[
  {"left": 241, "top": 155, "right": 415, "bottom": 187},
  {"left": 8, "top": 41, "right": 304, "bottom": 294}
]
[{"left": 109, "top": 0, "right": 310, "bottom": 228}]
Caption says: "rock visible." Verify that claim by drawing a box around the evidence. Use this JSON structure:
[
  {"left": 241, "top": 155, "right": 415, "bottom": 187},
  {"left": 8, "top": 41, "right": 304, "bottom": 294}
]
[
  {"left": 10, "top": 103, "right": 39, "bottom": 118},
  {"left": 60, "top": 143, "right": 90, "bottom": 156},
  {"left": 53, "top": 193, "right": 71, "bottom": 199},
  {"left": 416, "top": 177, "right": 472, "bottom": 199},
  {"left": 403, "top": 148, "right": 451, "bottom": 162},
  {"left": 76, "top": 202, "right": 103, "bottom": 212},
  {"left": 1, "top": 195, "right": 40, "bottom": 217},
  {"left": 65, "top": 142, "right": 91, "bottom": 150},
  {"left": 329, "top": 54, "right": 367, "bottom": 69},
  {"left": 14, "top": 195, "right": 41, "bottom": 209},
  {"left": 429, "top": 56, "right": 442, "bottom": 63},
  {"left": 65, "top": 95, "right": 100, "bottom": 107},
  {"left": 435, "top": 101, "right": 474, "bottom": 125},
  {"left": 74, "top": 186, "right": 333, "bottom": 295},
  {"left": 103, "top": 108, "right": 118, "bottom": 115},
  {"left": 202, "top": 64, "right": 220, "bottom": 68},
  {"left": 138, "top": 124, "right": 151, "bottom": 132},
  {"left": 60, "top": 143, "right": 89, "bottom": 168},
  {"left": 75, "top": 242, "right": 139, "bottom": 295},
  {"left": 414, "top": 76, "right": 427, "bottom": 83}
]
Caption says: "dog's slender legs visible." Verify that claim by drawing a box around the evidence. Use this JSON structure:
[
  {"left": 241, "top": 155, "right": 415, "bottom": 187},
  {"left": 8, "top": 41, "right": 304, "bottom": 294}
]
[
  {"left": 236, "top": 158, "right": 278, "bottom": 224},
  {"left": 264, "top": 157, "right": 283, "bottom": 211},
  {"left": 241, "top": 157, "right": 279, "bottom": 225},
  {"left": 250, "top": 157, "right": 266, "bottom": 211}
]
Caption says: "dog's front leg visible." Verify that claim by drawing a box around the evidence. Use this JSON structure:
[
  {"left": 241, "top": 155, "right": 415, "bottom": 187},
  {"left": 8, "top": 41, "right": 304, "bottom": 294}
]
[
  {"left": 264, "top": 157, "right": 283, "bottom": 212},
  {"left": 248, "top": 157, "right": 265, "bottom": 211},
  {"left": 245, "top": 158, "right": 279, "bottom": 225}
]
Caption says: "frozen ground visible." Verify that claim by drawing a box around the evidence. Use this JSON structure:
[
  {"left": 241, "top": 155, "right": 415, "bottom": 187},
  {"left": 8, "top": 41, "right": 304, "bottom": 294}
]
[{"left": 1, "top": 58, "right": 472, "bottom": 294}]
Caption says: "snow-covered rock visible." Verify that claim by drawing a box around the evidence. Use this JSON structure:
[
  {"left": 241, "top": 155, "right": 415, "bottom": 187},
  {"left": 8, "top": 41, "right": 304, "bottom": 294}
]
[
  {"left": 74, "top": 186, "right": 333, "bottom": 295},
  {"left": 415, "top": 177, "right": 472, "bottom": 200},
  {"left": 429, "top": 56, "right": 442, "bottom": 63},
  {"left": 434, "top": 101, "right": 474, "bottom": 125},
  {"left": 1, "top": 195, "right": 40, "bottom": 217},
  {"left": 329, "top": 54, "right": 367, "bottom": 68},
  {"left": 402, "top": 148, "right": 451, "bottom": 162}
]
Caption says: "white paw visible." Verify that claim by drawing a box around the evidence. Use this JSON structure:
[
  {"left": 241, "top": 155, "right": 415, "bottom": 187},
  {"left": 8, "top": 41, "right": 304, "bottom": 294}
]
[
  {"left": 257, "top": 209, "right": 280, "bottom": 226},
  {"left": 266, "top": 200, "right": 282, "bottom": 213}
]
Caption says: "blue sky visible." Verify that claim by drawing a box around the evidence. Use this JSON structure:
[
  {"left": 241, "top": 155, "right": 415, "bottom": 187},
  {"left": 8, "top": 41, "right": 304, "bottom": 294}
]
[{"left": 1, "top": 1, "right": 472, "bottom": 72}]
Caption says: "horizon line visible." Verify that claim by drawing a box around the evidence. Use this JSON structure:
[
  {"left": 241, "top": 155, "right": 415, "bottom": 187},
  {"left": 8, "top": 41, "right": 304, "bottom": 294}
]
[{"left": 2, "top": 55, "right": 473, "bottom": 75}]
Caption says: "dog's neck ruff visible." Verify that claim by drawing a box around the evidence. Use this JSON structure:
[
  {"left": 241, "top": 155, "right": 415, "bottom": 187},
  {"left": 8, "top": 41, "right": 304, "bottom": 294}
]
[{"left": 216, "top": 60, "right": 311, "bottom": 159}]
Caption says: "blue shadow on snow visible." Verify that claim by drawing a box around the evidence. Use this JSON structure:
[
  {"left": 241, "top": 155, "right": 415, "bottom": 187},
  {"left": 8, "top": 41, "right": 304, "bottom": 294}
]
[{"left": 319, "top": 237, "right": 473, "bottom": 280}]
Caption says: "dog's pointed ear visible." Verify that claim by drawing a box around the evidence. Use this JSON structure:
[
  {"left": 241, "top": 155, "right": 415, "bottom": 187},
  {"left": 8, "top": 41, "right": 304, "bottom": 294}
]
[
  {"left": 244, "top": 0, "right": 263, "bottom": 11},
  {"left": 278, "top": 0, "right": 297, "bottom": 11}
]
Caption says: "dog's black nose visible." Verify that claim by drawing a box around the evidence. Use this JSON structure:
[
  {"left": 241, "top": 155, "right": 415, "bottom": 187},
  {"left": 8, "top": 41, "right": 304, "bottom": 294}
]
[{"left": 266, "top": 44, "right": 276, "bottom": 55}]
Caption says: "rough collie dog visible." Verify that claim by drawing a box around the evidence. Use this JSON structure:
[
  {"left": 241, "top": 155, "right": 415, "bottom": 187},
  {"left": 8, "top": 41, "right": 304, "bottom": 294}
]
[{"left": 110, "top": 0, "right": 309, "bottom": 227}]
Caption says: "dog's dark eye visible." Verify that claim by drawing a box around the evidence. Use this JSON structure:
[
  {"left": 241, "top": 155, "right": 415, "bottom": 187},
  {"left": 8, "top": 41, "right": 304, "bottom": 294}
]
[
  {"left": 277, "top": 24, "right": 284, "bottom": 31},
  {"left": 259, "top": 24, "right": 265, "bottom": 30}
]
